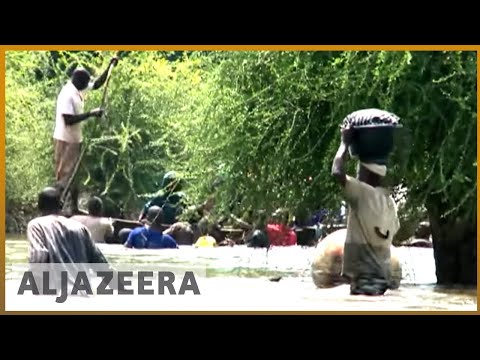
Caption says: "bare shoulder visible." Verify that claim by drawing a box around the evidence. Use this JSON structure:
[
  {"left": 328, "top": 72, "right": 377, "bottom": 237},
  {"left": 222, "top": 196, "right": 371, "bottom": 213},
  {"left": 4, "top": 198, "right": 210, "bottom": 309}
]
[
  {"left": 69, "top": 215, "right": 87, "bottom": 223},
  {"left": 101, "top": 217, "right": 113, "bottom": 224},
  {"left": 100, "top": 217, "right": 114, "bottom": 229},
  {"left": 63, "top": 217, "right": 90, "bottom": 231}
]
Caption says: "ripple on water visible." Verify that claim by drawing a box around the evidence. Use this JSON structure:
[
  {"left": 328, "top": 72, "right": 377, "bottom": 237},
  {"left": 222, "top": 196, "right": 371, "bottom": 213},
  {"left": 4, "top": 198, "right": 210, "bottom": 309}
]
[{"left": 5, "top": 239, "right": 476, "bottom": 311}]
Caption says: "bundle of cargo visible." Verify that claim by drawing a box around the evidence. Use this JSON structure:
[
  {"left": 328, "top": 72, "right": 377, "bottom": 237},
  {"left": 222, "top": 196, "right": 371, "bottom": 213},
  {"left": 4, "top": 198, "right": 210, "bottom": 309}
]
[{"left": 342, "top": 108, "right": 402, "bottom": 165}]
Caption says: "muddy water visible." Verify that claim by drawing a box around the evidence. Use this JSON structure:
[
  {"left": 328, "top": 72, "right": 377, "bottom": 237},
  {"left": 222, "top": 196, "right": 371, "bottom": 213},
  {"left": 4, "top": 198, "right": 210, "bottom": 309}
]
[{"left": 5, "top": 238, "right": 477, "bottom": 311}]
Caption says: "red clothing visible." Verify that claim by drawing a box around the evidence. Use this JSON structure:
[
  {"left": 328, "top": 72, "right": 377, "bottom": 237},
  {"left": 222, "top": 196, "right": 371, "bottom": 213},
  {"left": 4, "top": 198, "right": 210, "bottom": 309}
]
[{"left": 266, "top": 223, "right": 297, "bottom": 246}]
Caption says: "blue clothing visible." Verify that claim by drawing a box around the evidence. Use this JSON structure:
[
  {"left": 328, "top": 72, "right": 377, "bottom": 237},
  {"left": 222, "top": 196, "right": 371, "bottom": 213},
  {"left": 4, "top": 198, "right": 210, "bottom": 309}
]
[{"left": 125, "top": 226, "right": 178, "bottom": 249}]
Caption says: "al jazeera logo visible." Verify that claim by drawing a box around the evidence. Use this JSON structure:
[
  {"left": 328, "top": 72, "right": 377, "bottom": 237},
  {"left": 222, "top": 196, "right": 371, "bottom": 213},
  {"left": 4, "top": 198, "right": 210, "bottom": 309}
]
[{"left": 16, "top": 263, "right": 203, "bottom": 303}]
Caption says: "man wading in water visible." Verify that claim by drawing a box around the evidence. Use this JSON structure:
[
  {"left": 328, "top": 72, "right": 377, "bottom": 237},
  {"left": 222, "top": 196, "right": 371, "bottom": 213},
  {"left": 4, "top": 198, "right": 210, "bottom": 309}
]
[{"left": 331, "top": 127, "right": 400, "bottom": 295}]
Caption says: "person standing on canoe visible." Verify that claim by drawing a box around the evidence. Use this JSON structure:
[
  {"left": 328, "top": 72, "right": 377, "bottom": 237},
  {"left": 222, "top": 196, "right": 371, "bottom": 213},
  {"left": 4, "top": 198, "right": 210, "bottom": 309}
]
[{"left": 53, "top": 56, "right": 118, "bottom": 213}]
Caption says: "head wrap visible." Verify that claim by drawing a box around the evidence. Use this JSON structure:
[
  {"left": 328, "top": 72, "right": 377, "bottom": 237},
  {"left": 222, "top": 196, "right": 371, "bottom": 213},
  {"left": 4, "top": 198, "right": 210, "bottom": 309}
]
[{"left": 360, "top": 162, "right": 387, "bottom": 177}]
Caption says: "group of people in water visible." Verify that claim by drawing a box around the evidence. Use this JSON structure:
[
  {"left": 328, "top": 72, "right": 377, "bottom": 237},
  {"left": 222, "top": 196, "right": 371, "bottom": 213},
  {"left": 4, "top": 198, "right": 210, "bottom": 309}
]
[
  {"left": 26, "top": 57, "right": 417, "bottom": 297},
  {"left": 66, "top": 170, "right": 306, "bottom": 250}
]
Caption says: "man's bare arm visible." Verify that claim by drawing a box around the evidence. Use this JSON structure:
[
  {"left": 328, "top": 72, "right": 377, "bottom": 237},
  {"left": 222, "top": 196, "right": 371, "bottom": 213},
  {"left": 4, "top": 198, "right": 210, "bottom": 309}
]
[
  {"left": 63, "top": 108, "right": 103, "bottom": 126},
  {"left": 92, "top": 57, "right": 118, "bottom": 90},
  {"left": 332, "top": 128, "right": 354, "bottom": 187}
]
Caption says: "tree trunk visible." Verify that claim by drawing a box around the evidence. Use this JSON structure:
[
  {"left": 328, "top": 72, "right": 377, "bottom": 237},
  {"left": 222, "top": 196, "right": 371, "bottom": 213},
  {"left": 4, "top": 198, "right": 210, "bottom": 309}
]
[{"left": 427, "top": 201, "right": 477, "bottom": 286}]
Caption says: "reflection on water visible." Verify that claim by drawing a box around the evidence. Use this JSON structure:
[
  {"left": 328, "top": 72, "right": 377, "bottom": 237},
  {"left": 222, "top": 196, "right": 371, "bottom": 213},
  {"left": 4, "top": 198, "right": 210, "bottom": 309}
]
[{"left": 5, "top": 238, "right": 477, "bottom": 311}]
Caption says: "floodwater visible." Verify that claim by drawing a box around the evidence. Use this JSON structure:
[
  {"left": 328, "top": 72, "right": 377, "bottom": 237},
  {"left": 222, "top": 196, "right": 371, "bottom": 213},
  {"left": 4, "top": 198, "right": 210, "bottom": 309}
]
[{"left": 4, "top": 238, "right": 477, "bottom": 312}]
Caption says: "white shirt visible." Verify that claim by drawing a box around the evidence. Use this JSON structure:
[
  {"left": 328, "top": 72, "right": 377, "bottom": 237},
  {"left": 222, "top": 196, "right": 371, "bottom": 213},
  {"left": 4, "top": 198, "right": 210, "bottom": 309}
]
[
  {"left": 53, "top": 81, "right": 91, "bottom": 144},
  {"left": 27, "top": 214, "right": 107, "bottom": 264},
  {"left": 342, "top": 175, "right": 400, "bottom": 281}
]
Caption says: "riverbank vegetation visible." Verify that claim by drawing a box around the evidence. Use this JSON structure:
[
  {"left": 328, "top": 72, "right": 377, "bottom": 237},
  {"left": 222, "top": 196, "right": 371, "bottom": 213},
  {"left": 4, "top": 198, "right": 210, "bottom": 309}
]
[{"left": 6, "top": 50, "right": 476, "bottom": 284}]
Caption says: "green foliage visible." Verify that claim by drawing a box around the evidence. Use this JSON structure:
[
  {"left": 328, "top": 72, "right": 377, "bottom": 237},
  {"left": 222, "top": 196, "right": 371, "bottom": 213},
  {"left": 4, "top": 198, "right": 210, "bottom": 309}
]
[
  {"left": 5, "top": 50, "right": 476, "bottom": 226},
  {"left": 6, "top": 51, "right": 57, "bottom": 206}
]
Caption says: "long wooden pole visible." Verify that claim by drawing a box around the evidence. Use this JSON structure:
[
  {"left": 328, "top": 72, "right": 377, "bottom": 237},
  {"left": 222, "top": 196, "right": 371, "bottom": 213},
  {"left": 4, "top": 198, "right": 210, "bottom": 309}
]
[{"left": 61, "top": 54, "right": 118, "bottom": 209}]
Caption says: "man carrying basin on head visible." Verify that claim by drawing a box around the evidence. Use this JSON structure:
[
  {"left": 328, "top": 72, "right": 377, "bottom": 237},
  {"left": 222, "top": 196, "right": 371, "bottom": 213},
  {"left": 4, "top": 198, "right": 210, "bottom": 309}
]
[{"left": 331, "top": 109, "right": 401, "bottom": 296}]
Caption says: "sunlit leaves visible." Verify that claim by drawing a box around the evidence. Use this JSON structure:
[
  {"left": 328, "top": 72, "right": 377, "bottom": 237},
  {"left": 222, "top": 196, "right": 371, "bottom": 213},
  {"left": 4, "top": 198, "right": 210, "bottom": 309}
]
[{"left": 5, "top": 50, "right": 477, "bottom": 224}]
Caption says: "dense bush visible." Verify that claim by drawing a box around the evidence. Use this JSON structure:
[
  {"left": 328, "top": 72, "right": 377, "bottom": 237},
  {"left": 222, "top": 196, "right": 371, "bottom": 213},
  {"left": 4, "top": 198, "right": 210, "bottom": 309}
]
[{"left": 6, "top": 50, "right": 476, "bottom": 229}]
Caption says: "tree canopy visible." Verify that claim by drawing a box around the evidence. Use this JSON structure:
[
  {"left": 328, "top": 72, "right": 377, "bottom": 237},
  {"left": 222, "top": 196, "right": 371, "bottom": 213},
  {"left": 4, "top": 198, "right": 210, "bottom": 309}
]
[{"left": 6, "top": 50, "right": 476, "bottom": 228}]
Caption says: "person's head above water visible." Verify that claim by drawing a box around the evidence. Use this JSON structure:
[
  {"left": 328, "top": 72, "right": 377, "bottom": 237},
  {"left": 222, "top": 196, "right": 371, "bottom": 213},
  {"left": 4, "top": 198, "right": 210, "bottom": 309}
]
[
  {"left": 38, "top": 186, "right": 62, "bottom": 215},
  {"left": 146, "top": 205, "right": 164, "bottom": 228},
  {"left": 87, "top": 196, "right": 103, "bottom": 217},
  {"left": 71, "top": 68, "right": 91, "bottom": 91}
]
